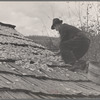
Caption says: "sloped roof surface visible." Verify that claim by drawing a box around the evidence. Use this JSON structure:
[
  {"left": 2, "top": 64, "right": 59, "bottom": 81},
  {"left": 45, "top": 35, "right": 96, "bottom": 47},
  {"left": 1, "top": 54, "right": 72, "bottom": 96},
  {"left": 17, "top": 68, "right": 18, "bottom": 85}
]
[
  {"left": 0, "top": 22, "right": 100, "bottom": 99},
  {"left": 0, "top": 62, "right": 100, "bottom": 99}
]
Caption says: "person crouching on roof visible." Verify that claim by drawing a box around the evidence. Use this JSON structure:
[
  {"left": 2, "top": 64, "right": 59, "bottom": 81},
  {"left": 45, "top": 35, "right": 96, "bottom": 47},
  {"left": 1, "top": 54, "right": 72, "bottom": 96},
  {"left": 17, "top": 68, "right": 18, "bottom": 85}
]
[{"left": 51, "top": 18, "right": 90, "bottom": 69}]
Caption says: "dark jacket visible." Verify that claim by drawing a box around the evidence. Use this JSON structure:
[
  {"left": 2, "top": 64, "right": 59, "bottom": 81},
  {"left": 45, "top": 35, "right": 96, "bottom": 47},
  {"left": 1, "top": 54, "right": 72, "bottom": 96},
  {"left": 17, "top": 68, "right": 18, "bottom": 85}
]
[
  {"left": 58, "top": 23, "right": 90, "bottom": 60},
  {"left": 59, "top": 23, "right": 88, "bottom": 42}
]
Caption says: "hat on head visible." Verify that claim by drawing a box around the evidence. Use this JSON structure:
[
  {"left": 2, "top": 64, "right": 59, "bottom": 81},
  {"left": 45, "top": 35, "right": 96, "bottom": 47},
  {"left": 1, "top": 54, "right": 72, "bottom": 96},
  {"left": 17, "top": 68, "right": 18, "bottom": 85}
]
[{"left": 51, "top": 18, "right": 63, "bottom": 30}]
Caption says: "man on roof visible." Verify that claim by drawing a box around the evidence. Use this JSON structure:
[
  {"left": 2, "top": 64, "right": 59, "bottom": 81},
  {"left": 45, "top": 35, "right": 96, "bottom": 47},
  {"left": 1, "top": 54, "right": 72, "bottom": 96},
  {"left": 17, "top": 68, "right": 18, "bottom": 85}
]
[{"left": 51, "top": 18, "right": 90, "bottom": 71}]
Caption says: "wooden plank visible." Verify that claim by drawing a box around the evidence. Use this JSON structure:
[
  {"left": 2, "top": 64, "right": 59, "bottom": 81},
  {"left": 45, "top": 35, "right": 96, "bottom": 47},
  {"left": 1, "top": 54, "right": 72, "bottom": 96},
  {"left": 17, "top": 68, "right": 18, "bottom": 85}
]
[
  {"left": 50, "top": 70, "right": 70, "bottom": 80},
  {"left": 9, "top": 71, "right": 94, "bottom": 96},
  {"left": 0, "top": 63, "right": 43, "bottom": 93},
  {"left": 3, "top": 91, "right": 15, "bottom": 99},
  {"left": 53, "top": 67, "right": 88, "bottom": 81},
  {"left": 76, "top": 82, "right": 100, "bottom": 93},
  {"left": 1, "top": 72, "right": 99, "bottom": 96},
  {"left": 22, "top": 76, "right": 54, "bottom": 93},
  {"left": 40, "top": 68, "right": 69, "bottom": 80},
  {"left": 53, "top": 67, "right": 73, "bottom": 80},
  {"left": 39, "top": 79, "right": 58, "bottom": 91},
  {"left": 26, "top": 78, "right": 76, "bottom": 95},
  {"left": 31, "top": 70, "right": 47, "bottom": 77},
  {"left": 23, "top": 77, "right": 49, "bottom": 93},
  {"left": 43, "top": 80, "right": 79, "bottom": 95},
  {"left": 65, "top": 70, "right": 88, "bottom": 81},
  {"left": 75, "top": 82, "right": 100, "bottom": 95},
  {"left": 28, "top": 93, "right": 41, "bottom": 99},
  {"left": 34, "top": 80, "right": 100, "bottom": 96},
  {"left": 39, "top": 80, "right": 62, "bottom": 94},
  {"left": 0, "top": 91, "right": 14, "bottom": 99},
  {"left": 0, "top": 75, "right": 39, "bottom": 99},
  {"left": 7, "top": 62, "right": 88, "bottom": 81},
  {"left": 8, "top": 62, "right": 46, "bottom": 77},
  {"left": 8, "top": 62, "right": 34, "bottom": 75},
  {"left": 1, "top": 63, "right": 99, "bottom": 96},
  {"left": 19, "top": 77, "right": 43, "bottom": 92},
  {"left": 0, "top": 74, "right": 15, "bottom": 83},
  {"left": 1, "top": 74, "right": 20, "bottom": 83},
  {"left": 19, "top": 77, "right": 40, "bottom": 92},
  {"left": 9, "top": 92, "right": 34, "bottom": 99},
  {"left": 39, "top": 68, "right": 60, "bottom": 78},
  {"left": 0, "top": 75, "right": 12, "bottom": 88},
  {"left": 64, "top": 82, "right": 88, "bottom": 94},
  {"left": 39, "top": 68, "right": 88, "bottom": 81},
  {"left": 5, "top": 91, "right": 16, "bottom": 99},
  {"left": 77, "top": 71, "right": 88, "bottom": 78},
  {"left": 63, "top": 82, "right": 100, "bottom": 96},
  {"left": 20, "top": 76, "right": 44, "bottom": 93},
  {"left": 33, "top": 79, "right": 59, "bottom": 94},
  {"left": 39, "top": 79, "right": 69, "bottom": 95},
  {"left": 23, "top": 76, "right": 58, "bottom": 94},
  {"left": 25, "top": 76, "right": 72, "bottom": 95},
  {"left": 59, "top": 82, "right": 82, "bottom": 94},
  {"left": 44, "top": 96, "right": 61, "bottom": 99},
  {"left": 0, "top": 63, "right": 18, "bottom": 74},
  {"left": 0, "top": 74, "right": 30, "bottom": 90},
  {"left": 5, "top": 63, "right": 21, "bottom": 74},
  {"left": 0, "top": 74, "right": 38, "bottom": 92},
  {"left": 6, "top": 63, "right": 23, "bottom": 75},
  {"left": 38, "top": 95, "right": 50, "bottom": 99}
]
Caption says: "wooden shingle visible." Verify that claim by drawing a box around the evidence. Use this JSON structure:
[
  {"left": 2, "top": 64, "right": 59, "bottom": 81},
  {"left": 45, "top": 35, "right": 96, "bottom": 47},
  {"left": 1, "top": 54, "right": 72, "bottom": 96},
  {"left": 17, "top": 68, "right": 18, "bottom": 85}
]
[{"left": 0, "top": 21, "right": 100, "bottom": 99}]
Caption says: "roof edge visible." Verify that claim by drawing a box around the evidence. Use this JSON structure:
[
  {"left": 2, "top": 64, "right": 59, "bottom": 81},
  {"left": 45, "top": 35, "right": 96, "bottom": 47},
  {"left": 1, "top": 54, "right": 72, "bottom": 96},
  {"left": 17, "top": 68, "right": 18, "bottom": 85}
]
[{"left": 0, "top": 22, "right": 16, "bottom": 29}]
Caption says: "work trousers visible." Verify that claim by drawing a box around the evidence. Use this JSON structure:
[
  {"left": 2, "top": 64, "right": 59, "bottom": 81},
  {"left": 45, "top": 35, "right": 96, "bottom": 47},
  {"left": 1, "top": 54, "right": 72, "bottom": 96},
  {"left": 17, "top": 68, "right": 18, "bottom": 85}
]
[{"left": 60, "top": 36, "right": 90, "bottom": 65}]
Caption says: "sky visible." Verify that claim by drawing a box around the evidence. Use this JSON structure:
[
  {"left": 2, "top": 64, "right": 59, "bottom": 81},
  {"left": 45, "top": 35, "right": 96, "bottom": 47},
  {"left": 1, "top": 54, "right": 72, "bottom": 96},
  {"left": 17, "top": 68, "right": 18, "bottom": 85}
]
[{"left": 0, "top": 1, "right": 99, "bottom": 37}]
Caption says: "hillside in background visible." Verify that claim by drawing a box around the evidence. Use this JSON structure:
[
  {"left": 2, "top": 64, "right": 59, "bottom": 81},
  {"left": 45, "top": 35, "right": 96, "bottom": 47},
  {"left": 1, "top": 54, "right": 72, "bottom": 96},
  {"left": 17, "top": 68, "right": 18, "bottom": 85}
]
[{"left": 26, "top": 35, "right": 60, "bottom": 51}]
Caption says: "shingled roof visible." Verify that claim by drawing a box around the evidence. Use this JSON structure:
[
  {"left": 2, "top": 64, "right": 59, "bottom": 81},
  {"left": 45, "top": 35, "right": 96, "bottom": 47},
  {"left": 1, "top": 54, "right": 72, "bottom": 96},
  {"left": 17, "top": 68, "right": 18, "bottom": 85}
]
[{"left": 0, "top": 22, "right": 100, "bottom": 99}]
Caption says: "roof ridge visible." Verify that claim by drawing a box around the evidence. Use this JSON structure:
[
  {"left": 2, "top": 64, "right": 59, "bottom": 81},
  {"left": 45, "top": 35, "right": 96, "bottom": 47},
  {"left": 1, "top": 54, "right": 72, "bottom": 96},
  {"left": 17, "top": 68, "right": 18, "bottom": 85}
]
[{"left": 0, "top": 22, "right": 16, "bottom": 29}]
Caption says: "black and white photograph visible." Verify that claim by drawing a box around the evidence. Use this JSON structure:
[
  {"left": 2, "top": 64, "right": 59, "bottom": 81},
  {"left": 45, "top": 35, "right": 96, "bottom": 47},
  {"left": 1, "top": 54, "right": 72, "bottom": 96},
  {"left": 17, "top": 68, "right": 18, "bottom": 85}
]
[{"left": 0, "top": 1, "right": 100, "bottom": 99}]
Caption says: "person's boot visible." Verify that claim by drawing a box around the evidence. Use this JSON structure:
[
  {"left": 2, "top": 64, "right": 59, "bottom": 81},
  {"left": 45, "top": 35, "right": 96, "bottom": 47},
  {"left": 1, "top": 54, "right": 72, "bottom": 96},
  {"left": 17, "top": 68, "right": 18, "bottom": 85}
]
[{"left": 68, "top": 60, "right": 88, "bottom": 72}]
